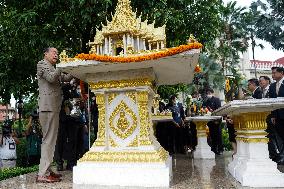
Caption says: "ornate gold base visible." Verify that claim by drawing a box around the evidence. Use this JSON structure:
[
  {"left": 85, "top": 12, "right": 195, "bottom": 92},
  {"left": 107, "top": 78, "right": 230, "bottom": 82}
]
[
  {"left": 78, "top": 147, "right": 168, "bottom": 163},
  {"left": 233, "top": 112, "right": 270, "bottom": 143}
]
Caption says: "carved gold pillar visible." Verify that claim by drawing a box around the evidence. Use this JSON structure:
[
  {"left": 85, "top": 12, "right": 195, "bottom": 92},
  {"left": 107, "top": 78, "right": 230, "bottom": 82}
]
[
  {"left": 93, "top": 93, "right": 106, "bottom": 148},
  {"left": 137, "top": 91, "right": 152, "bottom": 146}
]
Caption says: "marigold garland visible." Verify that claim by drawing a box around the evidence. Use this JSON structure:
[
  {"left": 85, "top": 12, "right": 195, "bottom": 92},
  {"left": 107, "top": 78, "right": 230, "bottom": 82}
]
[{"left": 74, "top": 42, "right": 202, "bottom": 63}]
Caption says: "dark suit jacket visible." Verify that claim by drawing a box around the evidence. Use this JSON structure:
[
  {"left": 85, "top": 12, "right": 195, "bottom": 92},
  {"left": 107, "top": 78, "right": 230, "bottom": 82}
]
[
  {"left": 268, "top": 79, "right": 284, "bottom": 120},
  {"left": 252, "top": 87, "right": 263, "bottom": 99},
  {"left": 202, "top": 96, "right": 221, "bottom": 111}
]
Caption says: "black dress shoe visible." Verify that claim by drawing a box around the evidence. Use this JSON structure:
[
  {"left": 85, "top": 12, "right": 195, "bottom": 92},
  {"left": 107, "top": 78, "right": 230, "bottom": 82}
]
[
  {"left": 66, "top": 164, "right": 74, "bottom": 171},
  {"left": 57, "top": 164, "right": 63, "bottom": 171}
]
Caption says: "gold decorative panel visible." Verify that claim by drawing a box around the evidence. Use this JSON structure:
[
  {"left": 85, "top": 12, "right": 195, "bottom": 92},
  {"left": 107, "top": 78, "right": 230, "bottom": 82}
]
[
  {"left": 126, "top": 91, "right": 136, "bottom": 103},
  {"left": 109, "top": 101, "right": 137, "bottom": 140},
  {"left": 127, "top": 136, "right": 138, "bottom": 147},
  {"left": 110, "top": 137, "right": 118, "bottom": 147},
  {"left": 233, "top": 112, "right": 270, "bottom": 131},
  {"left": 108, "top": 93, "right": 119, "bottom": 105}
]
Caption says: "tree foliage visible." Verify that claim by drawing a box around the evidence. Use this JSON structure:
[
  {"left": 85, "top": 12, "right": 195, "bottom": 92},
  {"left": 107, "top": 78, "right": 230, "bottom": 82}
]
[
  {"left": 0, "top": 0, "right": 224, "bottom": 102},
  {"left": 253, "top": 0, "right": 284, "bottom": 50}
]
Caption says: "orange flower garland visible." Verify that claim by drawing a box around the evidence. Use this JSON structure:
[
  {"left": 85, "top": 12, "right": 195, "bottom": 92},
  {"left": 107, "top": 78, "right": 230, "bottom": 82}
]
[{"left": 74, "top": 42, "right": 202, "bottom": 63}]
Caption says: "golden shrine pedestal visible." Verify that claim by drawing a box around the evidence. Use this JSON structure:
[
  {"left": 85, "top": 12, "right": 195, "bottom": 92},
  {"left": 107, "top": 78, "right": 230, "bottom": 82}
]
[
  {"left": 58, "top": 48, "right": 200, "bottom": 187},
  {"left": 186, "top": 116, "right": 222, "bottom": 159},
  {"left": 214, "top": 98, "right": 284, "bottom": 187},
  {"left": 57, "top": 0, "right": 200, "bottom": 187}
]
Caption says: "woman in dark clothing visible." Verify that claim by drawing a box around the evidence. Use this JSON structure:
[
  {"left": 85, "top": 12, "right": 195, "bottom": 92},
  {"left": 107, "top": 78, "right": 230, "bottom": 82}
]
[{"left": 166, "top": 95, "right": 188, "bottom": 154}]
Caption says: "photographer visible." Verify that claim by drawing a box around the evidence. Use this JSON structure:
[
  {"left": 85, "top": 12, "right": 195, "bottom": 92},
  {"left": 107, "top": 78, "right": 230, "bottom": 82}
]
[
  {"left": 0, "top": 119, "right": 19, "bottom": 169},
  {"left": 26, "top": 110, "right": 42, "bottom": 166}
]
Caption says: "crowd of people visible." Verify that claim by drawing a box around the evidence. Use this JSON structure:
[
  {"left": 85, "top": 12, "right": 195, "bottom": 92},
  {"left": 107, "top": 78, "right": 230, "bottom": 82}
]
[
  {"left": 156, "top": 88, "right": 224, "bottom": 156},
  {"left": 156, "top": 66, "right": 284, "bottom": 162}
]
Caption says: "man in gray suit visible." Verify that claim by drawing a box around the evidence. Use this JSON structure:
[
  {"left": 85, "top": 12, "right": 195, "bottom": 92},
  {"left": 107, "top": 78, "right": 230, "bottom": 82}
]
[{"left": 36, "top": 47, "right": 72, "bottom": 183}]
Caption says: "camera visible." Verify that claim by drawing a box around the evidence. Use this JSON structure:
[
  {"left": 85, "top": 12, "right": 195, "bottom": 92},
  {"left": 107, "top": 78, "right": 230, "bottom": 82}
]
[{"left": 2, "top": 119, "right": 13, "bottom": 136}]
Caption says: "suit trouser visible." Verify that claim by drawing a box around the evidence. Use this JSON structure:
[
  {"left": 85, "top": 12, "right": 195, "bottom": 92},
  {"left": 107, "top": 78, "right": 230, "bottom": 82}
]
[
  {"left": 208, "top": 121, "right": 223, "bottom": 153},
  {"left": 275, "top": 119, "right": 284, "bottom": 141},
  {"left": 38, "top": 111, "right": 59, "bottom": 176}
]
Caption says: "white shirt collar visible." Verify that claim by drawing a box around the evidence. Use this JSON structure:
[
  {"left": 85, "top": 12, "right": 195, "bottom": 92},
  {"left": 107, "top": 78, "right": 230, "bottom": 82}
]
[
  {"left": 253, "top": 86, "right": 259, "bottom": 94},
  {"left": 278, "top": 77, "right": 284, "bottom": 85},
  {"left": 261, "top": 85, "right": 269, "bottom": 91}
]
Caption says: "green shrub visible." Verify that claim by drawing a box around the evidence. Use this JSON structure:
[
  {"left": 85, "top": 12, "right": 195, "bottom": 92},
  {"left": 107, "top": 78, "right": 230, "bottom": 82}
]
[
  {"left": 0, "top": 165, "right": 38, "bottom": 181},
  {"left": 222, "top": 127, "right": 232, "bottom": 151}
]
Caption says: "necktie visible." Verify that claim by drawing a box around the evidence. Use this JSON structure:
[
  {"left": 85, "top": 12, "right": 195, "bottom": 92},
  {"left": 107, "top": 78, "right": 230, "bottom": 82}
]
[
  {"left": 262, "top": 88, "right": 265, "bottom": 98},
  {"left": 276, "top": 82, "right": 280, "bottom": 96}
]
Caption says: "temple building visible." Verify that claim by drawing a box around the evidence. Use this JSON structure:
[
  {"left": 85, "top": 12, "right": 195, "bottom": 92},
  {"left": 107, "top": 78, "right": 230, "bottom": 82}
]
[{"left": 86, "top": 0, "right": 166, "bottom": 56}]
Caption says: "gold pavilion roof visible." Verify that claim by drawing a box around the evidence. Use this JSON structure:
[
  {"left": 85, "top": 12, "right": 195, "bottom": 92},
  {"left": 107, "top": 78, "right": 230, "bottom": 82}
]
[{"left": 93, "top": 0, "right": 166, "bottom": 45}]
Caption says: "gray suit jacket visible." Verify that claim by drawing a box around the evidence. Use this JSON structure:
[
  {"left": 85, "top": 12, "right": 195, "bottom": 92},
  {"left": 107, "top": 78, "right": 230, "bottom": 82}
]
[{"left": 37, "top": 59, "right": 72, "bottom": 112}]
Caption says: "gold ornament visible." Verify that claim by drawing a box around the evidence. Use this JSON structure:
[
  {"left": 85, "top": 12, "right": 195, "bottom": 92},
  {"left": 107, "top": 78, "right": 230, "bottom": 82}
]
[
  {"left": 79, "top": 147, "right": 168, "bottom": 163},
  {"left": 110, "top": 137, "right": 118, "bottom": 147},
  {"left": 127, "top": 136, "right": 139, "bottom": 147},
  {"left": 126, "top": 92, "right": 136, "bottom": 103},
  {"left": 232, "top": 112, "right": 270, "bottom": 130},
  {"left": 236, "top": 137, "right": 268, "bottom": 143},
  {"left": 108, "top": 93, "right": 119, "bottom": 105},
  {"left": 90, "top": 78, "right": 153, "bottom": 90},
  {"left": 194, "top": 121, "right": 209, "bottom": 131},
  {"left": 109, "top": 101, "right": 137, "bottom": 140}
]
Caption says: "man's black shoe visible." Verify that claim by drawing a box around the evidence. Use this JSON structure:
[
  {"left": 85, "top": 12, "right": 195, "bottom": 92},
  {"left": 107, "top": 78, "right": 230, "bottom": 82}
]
[
  {"left": 66, "top": 164, "right": 74, "bottom": 171},
  {"left": 57, "top": 164, "right": 63, "bottom": 171}
]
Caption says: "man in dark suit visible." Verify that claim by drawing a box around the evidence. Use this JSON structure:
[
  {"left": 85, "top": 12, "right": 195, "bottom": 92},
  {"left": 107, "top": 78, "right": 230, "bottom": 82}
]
[
  {"left": 268, "top": 67, "right": 284, "bottom": 164},
  {"left": 202, "top": 88, "right": 223, "bottom": 155},
  {"left": 259, "top": 76, "right": 271, "bottom": 98},
  {"left": 248, "top": 78, "right": 263, "bottom": 99}
]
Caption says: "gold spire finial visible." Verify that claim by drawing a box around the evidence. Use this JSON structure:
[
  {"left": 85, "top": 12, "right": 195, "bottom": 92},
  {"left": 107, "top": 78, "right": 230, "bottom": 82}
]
[
  {"left": 102, "top": 0, "right": 138, "bottom": 35},
  {"left": 59, "top": 50, "right": 68, "bottom": 62},
  {"left": 188, "top": 34, "right": 197, "bottom": 43}
]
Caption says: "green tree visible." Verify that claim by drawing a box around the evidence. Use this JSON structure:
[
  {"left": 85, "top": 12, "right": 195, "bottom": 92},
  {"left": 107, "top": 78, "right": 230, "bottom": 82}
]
[
  {"left": 188, "top": 1, "right": 252, "bottom": 100},
  {"left": 253, "top": 0, "right": 284, "bottom": 50},
  {"left": 0, "top": 0, "right": 224, "bottom": 103}
]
